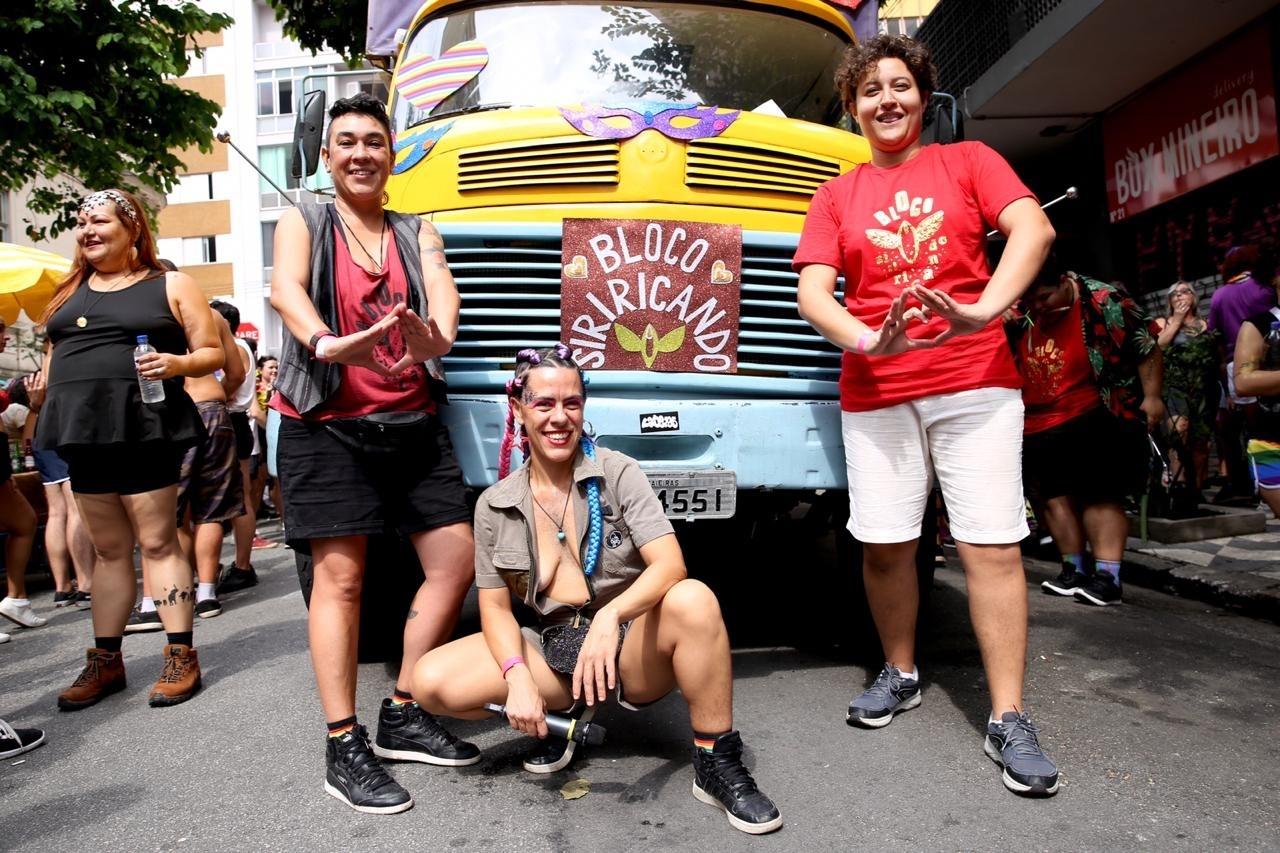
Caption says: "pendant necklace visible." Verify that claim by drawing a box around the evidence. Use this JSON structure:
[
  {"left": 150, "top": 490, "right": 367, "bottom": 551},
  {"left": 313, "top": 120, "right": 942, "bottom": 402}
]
[
  {"left": 335, "top": 207, "right": 386, "bottom": 272},
  {"left": 531, "top": 480, "right": 573, "bottom": 543},
  {"left": 76, "top": 269, "right": 141, "bottom": 328}
]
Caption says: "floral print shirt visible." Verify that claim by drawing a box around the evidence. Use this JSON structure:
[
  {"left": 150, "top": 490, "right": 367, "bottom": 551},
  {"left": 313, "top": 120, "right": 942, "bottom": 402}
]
[{"left": 1011, "top": 274, "right": 1161, "bottom": 424}]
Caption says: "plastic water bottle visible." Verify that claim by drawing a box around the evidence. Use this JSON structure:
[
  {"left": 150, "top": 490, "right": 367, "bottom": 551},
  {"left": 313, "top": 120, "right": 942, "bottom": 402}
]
[
  {"left": 134, "top": 335, "right": 166, "bottom": 403},
  {"left": 1260, "top": 322, "right": 1280, "bottom": 414}
]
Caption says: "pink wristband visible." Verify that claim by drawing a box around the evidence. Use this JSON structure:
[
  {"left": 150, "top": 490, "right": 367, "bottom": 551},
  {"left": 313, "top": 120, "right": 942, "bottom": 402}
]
[
  {"left": 501, "top": 656, "right": 525, "bottom": 678},
  {"left": 854, "top": 331, "right": 874, "bottom": 354}
]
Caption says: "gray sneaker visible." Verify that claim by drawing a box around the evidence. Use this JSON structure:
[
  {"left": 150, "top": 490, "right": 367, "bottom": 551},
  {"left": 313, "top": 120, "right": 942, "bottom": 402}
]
[
  {"left": 846, "top": 663, "right": 921, "bottom": 728},
  {"left": 984, "top": 711, "right": 1060, "bottom": 796}
]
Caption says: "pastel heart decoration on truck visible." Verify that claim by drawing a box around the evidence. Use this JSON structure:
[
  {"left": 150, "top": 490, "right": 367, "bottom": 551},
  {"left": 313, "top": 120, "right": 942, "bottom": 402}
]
[{"left": 397, "top": 40, "right": 490, "bottom": 114}]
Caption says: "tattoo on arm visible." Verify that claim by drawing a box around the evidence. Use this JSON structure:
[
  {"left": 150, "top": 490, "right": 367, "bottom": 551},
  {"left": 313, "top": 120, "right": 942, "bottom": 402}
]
[
  {"left": 426, "top": 248, "right": 448, "bottom": 271},
  {"left": 1239, "top": 359, "right": 1262, "bottom": 374}
]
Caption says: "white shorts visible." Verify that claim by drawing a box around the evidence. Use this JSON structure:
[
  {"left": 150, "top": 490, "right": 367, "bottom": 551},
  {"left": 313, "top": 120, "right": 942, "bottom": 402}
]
[{"left": 841, "top": 386, "right": 1030, "bottom": 545}]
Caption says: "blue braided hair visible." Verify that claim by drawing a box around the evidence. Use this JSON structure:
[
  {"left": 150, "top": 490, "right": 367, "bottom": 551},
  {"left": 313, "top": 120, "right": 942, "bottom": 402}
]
[{"left": 580, "top": 434, "right": 603, "bottom": 576}]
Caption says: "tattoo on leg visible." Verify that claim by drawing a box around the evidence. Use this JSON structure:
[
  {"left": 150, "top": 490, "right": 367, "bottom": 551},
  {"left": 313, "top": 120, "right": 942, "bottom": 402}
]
[
  {"left": 406, "top": 608, "right": 419, "bottom": 620},
  {"left": 156, "top": 586, "right": 194, "bottom": 607}
]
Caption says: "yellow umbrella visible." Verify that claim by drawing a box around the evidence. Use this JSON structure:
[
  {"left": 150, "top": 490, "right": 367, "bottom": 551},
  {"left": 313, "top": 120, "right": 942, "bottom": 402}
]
[{"left": 0, "top": 242, "right": 72, "bottom": 325}]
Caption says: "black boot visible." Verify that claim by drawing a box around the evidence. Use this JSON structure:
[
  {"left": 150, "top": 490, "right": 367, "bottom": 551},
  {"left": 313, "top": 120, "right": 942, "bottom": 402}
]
[
  {"left": 325, "top": 725, "right": 413, "bottom": 814},
  {"left": 691, "top": 731, "right": 782, "bottom": 835}
]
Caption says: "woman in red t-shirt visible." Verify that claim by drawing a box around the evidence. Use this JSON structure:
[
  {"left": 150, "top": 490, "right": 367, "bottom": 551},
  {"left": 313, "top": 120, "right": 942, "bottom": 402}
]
[{"left": 795, "top": 35, "right": 1060, "bottom": 797}]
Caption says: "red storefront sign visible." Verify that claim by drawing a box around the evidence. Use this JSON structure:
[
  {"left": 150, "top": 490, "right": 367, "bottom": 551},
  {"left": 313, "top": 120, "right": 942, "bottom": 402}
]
[
  {"left": 561, "top": 219, "right": 741, "bottom": 373},
  {"left": 1104, "top": 23, "right": 1278, "bottom": 222},
  {"left": 236, "top": 322, "right": 259, "bottom": 343}
]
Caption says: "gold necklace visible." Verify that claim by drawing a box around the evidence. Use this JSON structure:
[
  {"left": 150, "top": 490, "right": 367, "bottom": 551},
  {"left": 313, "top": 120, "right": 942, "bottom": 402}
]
[{"left": 76, "top": 268, "right": 141, "bottom": 328}]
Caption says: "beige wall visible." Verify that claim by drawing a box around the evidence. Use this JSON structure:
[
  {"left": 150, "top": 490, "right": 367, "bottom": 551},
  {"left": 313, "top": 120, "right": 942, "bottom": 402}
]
[
  {"left": 181, "top": 75, "right": 226, "bottom": 108},
  {"left": 187, "top": 30, "right": 224, "bottom": 49},
  {"left": 184, "top": 263, "right": 235, "bottom": 298},
  {"left": 157, "top": 199, "right": 231, "bottom": 239},
  {"left": 176, "top": 141, "right": 228, "bottom": 175}
]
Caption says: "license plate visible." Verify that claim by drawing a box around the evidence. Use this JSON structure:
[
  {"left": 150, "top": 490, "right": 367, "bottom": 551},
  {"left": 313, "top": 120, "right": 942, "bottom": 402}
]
[{"left": 645, "top": 470, "right": 737, "bottom": 519}]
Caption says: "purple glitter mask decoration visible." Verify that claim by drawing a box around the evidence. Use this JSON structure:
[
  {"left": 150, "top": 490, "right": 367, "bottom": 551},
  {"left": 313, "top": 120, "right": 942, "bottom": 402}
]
[
  {"left": 392, "top": 121, "right": 454, "bottom": 175},
  {"left": 560, "top": 102, "right": 740, "bottom": 141}
]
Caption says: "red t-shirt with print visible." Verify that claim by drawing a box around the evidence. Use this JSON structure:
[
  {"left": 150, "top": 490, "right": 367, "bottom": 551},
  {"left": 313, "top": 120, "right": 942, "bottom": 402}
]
[
  {"left": 793, "top": 142, "right": 1033, "bottom": 412},
  {"left": 1017, "top": 295, "right": 1101, "bottom": 434}
]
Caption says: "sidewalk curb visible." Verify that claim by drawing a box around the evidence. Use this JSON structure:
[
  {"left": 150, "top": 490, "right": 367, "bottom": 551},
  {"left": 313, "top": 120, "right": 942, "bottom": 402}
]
[{"left": 1123, "top": 549, "right": 1280, "bottom": 624}]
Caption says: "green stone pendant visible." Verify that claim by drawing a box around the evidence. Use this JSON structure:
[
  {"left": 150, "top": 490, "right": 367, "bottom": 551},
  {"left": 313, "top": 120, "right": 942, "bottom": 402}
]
[{"left": 557, "top": 530, "right": 566, "bottom": 542}]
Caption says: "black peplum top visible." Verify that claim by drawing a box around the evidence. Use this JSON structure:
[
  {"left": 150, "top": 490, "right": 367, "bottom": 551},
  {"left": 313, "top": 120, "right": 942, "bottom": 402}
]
[{"left": 36, "top": 271, "right": 204, "bottom": 452}]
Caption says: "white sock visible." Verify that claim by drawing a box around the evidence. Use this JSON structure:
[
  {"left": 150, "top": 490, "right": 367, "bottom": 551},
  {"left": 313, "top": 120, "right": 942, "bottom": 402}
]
[
  {"left": 197, "top": 583, "right": 217, "bottom": 603},
  {"left": 4, "top": 597, "right": 29, "bottom": 607},
  {"left": 894, "top": 666, "right": 919, "bottom": 682},
  {"left": 140, "top": 597, "right": 157, "bottom": 613}
]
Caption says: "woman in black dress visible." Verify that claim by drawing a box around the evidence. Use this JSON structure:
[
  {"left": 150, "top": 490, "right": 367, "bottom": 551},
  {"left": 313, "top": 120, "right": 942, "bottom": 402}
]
[{"left": 37, "top": 189, "right": 223, "bottom": 710}]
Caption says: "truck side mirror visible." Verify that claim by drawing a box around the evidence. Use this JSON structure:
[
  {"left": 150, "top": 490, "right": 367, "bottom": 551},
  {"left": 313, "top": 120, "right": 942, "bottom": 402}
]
[
  {"left": 292, "top": 89, "right": 327, "bottom": 179},
  {"left": 926, "top": 92, "right": 963, "bottom": 144}
]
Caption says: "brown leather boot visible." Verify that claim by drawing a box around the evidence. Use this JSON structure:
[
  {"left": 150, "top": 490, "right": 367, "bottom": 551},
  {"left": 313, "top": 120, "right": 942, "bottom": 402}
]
[
  {"left": 58, "top": 648, "right": 127, "bottom": 711},
  {"left": 149, "top": 644, "right": 202, "bottom": 707}
]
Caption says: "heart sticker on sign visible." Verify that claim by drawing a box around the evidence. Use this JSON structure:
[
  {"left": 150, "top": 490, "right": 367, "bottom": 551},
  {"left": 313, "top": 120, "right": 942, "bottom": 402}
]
[
  {"left": 710, "top": 260, "right": 734, "bottom": 284},
  {"left": 397, "top": 40, "right": 490, "bottom": 113},
  {"left": 563, "top": 255, "right": 588, "bottom": 279}
]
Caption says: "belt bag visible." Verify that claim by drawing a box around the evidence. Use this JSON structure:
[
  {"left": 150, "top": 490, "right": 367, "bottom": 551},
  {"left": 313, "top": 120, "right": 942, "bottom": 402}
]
[
  {"left": 540, "top": 614, "right": 624, "bottom": 676},
  {"left": 323, "top": 411, "right": 435, "bottom": 455}
]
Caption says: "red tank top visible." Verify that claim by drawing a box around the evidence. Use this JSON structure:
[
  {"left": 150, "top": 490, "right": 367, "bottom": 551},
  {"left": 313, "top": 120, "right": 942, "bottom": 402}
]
[{"left": 274, "top": 222, "right": 435, "bottom": 420}]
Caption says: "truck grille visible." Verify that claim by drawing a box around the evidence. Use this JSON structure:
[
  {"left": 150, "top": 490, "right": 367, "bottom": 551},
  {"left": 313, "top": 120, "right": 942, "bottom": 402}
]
[
  {"left": 444, "top": 237, "right": 841, "bottom": 380},
  {"left": 684, "top": 140, "right": 840, "bottom": 196},
  {"left": 457, "top": 136, "right": 621, "bottom": 192}
]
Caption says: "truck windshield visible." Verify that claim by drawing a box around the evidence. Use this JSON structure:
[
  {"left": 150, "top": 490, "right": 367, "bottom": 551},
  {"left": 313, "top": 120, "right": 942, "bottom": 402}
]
[{"left": 393, "top": 2, "right": 848, "bottom": 132}]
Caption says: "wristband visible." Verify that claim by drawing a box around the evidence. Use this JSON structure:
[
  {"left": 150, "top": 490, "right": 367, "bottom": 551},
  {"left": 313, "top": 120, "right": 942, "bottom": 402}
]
[
  {"left": 854, "top": 331, "right": 875, "bottom": 354},
  {"left": 308, "top": 330, "right": 335, "bottom": 353},
  {"left": 314, "top": 334, "right": 338, "bottom": 362},
  {"left": 501, "top": 656, "right": 525, "bottom": 678}
]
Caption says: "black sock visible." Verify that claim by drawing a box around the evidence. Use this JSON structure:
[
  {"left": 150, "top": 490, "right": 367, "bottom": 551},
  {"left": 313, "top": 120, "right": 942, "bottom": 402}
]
[
  {"left": 167, "top": 631, "right": 194, "bottom": 647},
  {"left": 327, "top": 715, "right": 358, "bottom": 737},
  {"left": 95, "top": 636, "right": 123, "bottom": 653},
  {"left": 391, "top": 688, "right": 415, "bottom": 705}
]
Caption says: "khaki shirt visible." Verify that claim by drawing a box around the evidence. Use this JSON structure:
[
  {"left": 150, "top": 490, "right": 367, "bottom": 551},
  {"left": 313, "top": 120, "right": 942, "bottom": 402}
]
[{"left": 473, "top": 445, "right": 673, "bottom": 626}]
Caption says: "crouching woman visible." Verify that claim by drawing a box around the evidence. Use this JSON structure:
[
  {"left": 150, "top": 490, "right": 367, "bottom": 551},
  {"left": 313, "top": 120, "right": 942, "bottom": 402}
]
[{"left": 411, "top": 345, "right": 781, "bottom": 835}]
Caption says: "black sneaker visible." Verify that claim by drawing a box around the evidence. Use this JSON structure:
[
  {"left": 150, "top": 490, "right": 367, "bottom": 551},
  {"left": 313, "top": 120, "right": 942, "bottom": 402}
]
[
  {"left": 53, "top": 591, "right": 76, "bottom": 608},
  {"left": 73, "top": 591, "right": 92, "bottom": 610},
  {"left": 984, "top": 711, "right": 1060, "bottom": 796},
  {"left": 522, "top": 705, "right": 594, "bottom": 774},
  {"left": 124, "top": 607, "right": 163, "bottom": 633},
  {"left": 1041, "top": 564, "right": 1090, "bottom": 596},
  {"left": 373, "top": 699, "right": 481, "bottom": 766},
  {"left": 325, "top": 725, "right": 413, "bottom": 815},
  {"left": 0, "top": 719, "right": 46, "bottom": 759},
  {"left": 1074, "top": 573, "right": 1122, "bottom": 606},
  {"left": 216, "top": 564, "right": 258, "bottom": 595},
  {"left": 847, "top": 663, "right": 921, "bottom": 728},
  {"left": 691, "top": 732, "right": 782, "bottom": 835},
  {"left": 194, "top": 598, "right": 223, "bottom": 619}
]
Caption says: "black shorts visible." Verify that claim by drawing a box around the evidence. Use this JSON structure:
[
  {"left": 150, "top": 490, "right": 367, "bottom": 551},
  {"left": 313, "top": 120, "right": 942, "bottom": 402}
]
[
  {"left": 229, "top": 411, "right": 254, "bottom": 461},
  {"left": 177, "top": 402, "right": 244, "bottom": 524},
  {"left": 63, "top": 443, "right": 185, "bottom": 496},
  {"left": 1024, "top": 407, "right": 1148, "bottom": 504},
  {"left": 277, "top": 414, "right": 470, "bottom": 543}
]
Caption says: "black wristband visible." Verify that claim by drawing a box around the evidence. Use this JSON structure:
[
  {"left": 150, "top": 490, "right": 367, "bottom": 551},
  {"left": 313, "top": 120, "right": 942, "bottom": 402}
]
[{"left": 308, "top": 330, "right": 335, "bottom": 353}]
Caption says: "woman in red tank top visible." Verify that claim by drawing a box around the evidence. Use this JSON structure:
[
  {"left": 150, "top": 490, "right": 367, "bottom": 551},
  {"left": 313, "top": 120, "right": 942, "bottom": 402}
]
[{"left": 266, "top": 93, "right": 476, "bottom": 814}]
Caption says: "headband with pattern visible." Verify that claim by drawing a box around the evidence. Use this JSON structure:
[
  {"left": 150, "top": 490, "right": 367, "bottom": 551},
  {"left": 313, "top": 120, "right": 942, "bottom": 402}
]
[{"left": 78, "top": 190, "right": 138, "bottom": 224}]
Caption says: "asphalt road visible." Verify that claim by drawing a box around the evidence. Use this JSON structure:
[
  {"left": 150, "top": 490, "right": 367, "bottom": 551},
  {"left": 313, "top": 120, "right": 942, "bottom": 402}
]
[{"left": 1, "top": 530, "right": 1277, "bottom": 852}]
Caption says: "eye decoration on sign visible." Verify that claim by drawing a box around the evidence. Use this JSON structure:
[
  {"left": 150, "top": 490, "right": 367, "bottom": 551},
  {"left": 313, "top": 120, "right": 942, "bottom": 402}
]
[
  {"left": 561, "top": 219, "right": 742, "bottom": 374},
  {"left": 560, "top": 102, "right": 740, "bottom": 142},
  {"left": 392, "top": 121, "right": 454, "bottom": 175},
  {"left": 396, "top": 40, "right": 490, "bottom": 113}
]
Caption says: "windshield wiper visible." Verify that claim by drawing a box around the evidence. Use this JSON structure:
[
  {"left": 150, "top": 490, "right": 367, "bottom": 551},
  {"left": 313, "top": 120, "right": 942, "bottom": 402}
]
[{"left": 409, "top": 102, "right": 513, "bottom": 128}]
